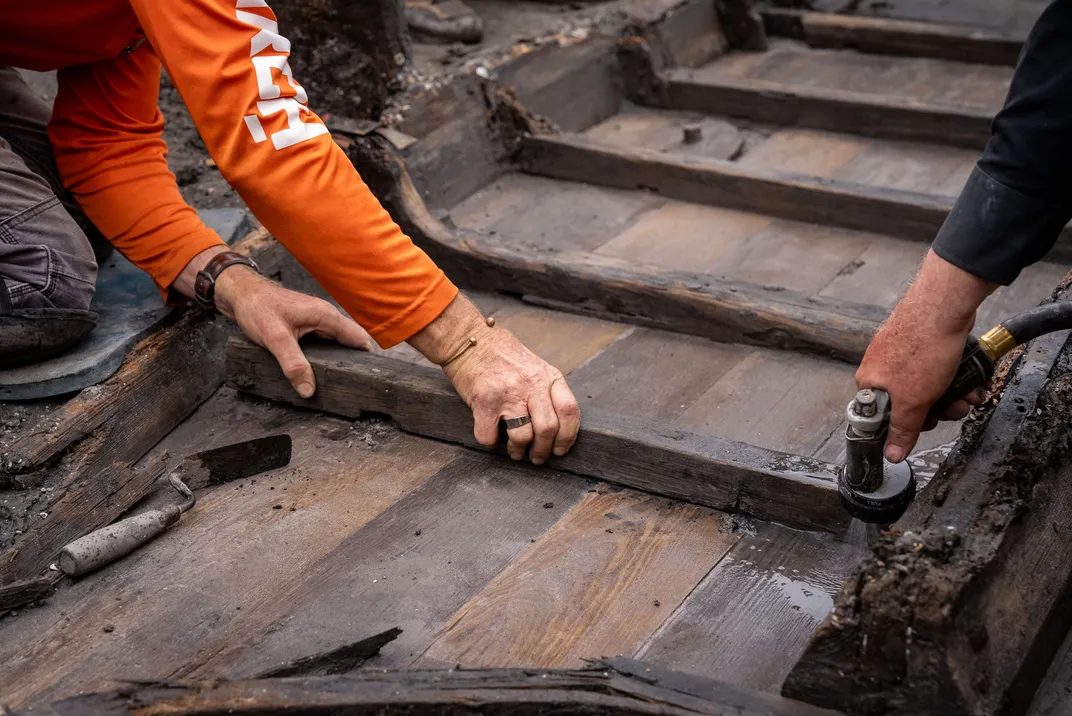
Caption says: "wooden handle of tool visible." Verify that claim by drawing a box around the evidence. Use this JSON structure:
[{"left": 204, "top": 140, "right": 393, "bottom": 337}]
[{"left": 58, "top": 506, "right": 183, "bottom": 577}]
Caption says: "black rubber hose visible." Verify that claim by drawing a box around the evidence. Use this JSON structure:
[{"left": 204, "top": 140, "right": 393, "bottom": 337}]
[{"left": 1001, "top": 301, "right": 1072, "bottom": 345}]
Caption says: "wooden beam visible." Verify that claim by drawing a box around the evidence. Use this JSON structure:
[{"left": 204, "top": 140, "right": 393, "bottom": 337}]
[
  {"left": 349, "top": 134, "right": 882, "bottom": 363},
  {"left": 517, "top": 132, "right": 1072, "bottom": 263},
  {"left": 519, "top": 131, "right": 946, "bottom": 241},
  {"left": 226, "top": 337, "right": 851, "bottom": 533},
  {"left": 33, "top": 658, "right": 844, "bottom": 716},
  {"left": 0, "top": 576, "right": 56, "bottom": 613},
  {"left": 662, "top": 68, "right": 993, "bottom": 150},
  {"left": 760, "top": 9, "right": 1023, "bottom": 67},
  {"left": 783, "top": 315, "right": 1072, "bottom": 713}
]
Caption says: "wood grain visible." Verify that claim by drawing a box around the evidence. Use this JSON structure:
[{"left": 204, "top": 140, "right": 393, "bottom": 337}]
[
  {"left": 0, "top": 395, "right": 461, "bottom": 708},
  {"left": 31, "top": 658, "right": 846, "bottom": 716},
  {"left": 350, "top": 132, "right": 884, "bottom": 363},
  {"left": 567, "top": 328, "right": 752, "bottom": 422},
  {"left": 226, "top": 338, "right": 851, "bottom": 533},
  {"left": 517, "top": 132, "right": 1072, "bottom": 263},
  {"left": 419, "top": 490, "right": 740, "bottom": 669},
  {"left": 760, "top": 9, "right": 1024, "bottom": 66},
  {"left": 191, "top": 453, "right": 590, "bottom": 677},
  {"left": 489, "top": 301, "right": 628, "bottom": 375},
  {"left": 639, "top": 522, "right": 865, "bottom": 693}
]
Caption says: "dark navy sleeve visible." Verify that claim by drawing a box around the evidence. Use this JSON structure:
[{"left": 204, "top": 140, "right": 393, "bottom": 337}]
[{"left": 932, "top": 0, "right": 1072, "bottom": 285}]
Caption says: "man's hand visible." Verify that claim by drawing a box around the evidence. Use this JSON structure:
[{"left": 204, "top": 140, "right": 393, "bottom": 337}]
[
  {"left": 409, "top": 295, "right": 580, "bottom": 465},
  {"left": 856, "top": 250, "right": 996, "bottom": 463},
  {"left": 174, "top": 246, "right": 373, "bottom": 398}
]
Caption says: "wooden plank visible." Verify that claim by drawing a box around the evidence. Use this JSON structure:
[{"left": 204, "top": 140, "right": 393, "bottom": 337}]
[
  {"left": 518, "top": 132, "right": 1072, "bottom": 262},
  {"left": 419, "top": 490, "right": 741, "bottom": 669},
  {"left": 519, "top": 132, "right": 946, "bottom": 243},
  {"left": 0, "top": 576, "right": 55, "bottom": 613},
  {"left": 662, "top": 68, "right": 993, "bottom": 150},
  {"left": 186, "top": 454, "right": 590, "bottom": 677},
  {"left": 583, "top": 108, "right": 746, "bottom": 161},
  {"left": 567, "top": 328, "right": 752, "bottom": 422},
  {"left": 710, "top": 221, "right": 871, "bottom": 294},
  {"left": 350, "top": 134, "right": 884, "bottom": 363},
  {"left": 738, "top": 129, "right": 865, "bottom": 177},
  {"left": 488, "top": 302, "right": 628, "bottom": 375},
  {"left": 0, "top": 397, "right": 463, "bottom": 708},
  {"left": 760, "top": 9, "right": 1024, "bottom": 66},
  {"left": 639, "top": 523, "right": 865, "bottom": 692},
  {"left": 595, "top": 202, "right": 771, "bottom": 273},
  {"left": 30, "top": 659, "right": 846, "bottom": 716},
  {"left": 784, "top": 326, "right": 1072, "bottom": 715},
  {"left": 226, "top": 338, "right": 851, "bottom": 533},
  {"left": 0, "top": 312, "right": 229, "bottom": 584},
  {"left": 449, "top": 173, "right": 662, "bottom": 253},
  {"left": 831, "top": 140, "right": 979, "bottom": 195},
  {"left": 675, "top": 350, "right": 856, "bottom": 456},
  {"left": 1029, "top": 627, "right": 1072, "bottom": 716}
]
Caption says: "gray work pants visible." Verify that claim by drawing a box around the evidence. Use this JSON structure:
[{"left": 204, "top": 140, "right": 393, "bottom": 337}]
[{"left": 0, "top": 66, "right": 101, "bottom": 311}]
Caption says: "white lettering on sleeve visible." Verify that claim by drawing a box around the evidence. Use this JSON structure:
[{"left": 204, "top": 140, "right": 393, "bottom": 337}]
[
  {"left": 256, "top": 98, "right": 329, "bottom": 150},
  {"left": 236, "top": 0, "right": 324, "bottom": 150},
  {"left": 243, "top": 115, "right": 269, "bottom": 143},
  {"left": 236, "top": 10, "right": 290, "bottom": 56}
]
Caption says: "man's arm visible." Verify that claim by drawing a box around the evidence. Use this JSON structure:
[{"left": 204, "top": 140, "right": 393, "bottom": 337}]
[
  {"left": 858, "top": 0, "right": 1072, "bottom": 462},
  {"left": 50, "top": 0, "right": 579, "bottom": 464}
]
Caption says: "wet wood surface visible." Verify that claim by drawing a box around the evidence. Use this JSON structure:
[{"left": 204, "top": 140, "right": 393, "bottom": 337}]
[
  {"left": 419, "top": 490, "right": 740, "bottom": 669},
  {"left": 639, "top": 522, "right": 865, "bottom": 691}
]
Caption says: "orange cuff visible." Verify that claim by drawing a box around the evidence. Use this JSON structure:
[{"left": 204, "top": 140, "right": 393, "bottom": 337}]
[
  {"left": 366, "top": 272, "right": 459, "bottom": 348},
  {"left": 156, "top": 228, "right": 229, "bottom": 305}
]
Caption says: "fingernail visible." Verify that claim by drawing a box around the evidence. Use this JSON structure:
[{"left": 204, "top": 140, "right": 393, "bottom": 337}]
[
  {"left": 297, "top": 382, "right": 315, "bottom": 399},
  {"left": 553, "top": 447, "right": 567, "bottom": 457},
  {"left": 885, "top": 446, "right": 905, "bottom": 463},
  {"left": 531, "top": 456, "right": 545, "bottom": 466}
]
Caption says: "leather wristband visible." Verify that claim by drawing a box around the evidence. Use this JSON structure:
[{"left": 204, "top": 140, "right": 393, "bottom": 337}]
[{"left": 193, "top": 251, "right": 259, "bottom": 312}]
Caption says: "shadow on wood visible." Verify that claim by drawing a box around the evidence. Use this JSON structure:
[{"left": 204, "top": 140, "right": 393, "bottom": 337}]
[{"left": 226, "top": 337, "right": 851, "bottom": 533}]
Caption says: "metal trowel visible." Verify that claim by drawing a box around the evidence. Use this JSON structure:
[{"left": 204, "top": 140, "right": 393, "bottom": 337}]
[{"left": 58, "top": 434, "right": 293, "bottom": 577}]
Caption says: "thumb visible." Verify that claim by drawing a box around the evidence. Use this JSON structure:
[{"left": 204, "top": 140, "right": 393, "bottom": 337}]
[
  {"left": 262, "top": 326, "right": 317, "bottom": 399},
  {"left": 884, "top": 408, "right": 924, "bottom": 464}
]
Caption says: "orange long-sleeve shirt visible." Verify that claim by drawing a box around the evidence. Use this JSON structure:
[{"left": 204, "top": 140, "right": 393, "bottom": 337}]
[{"left": 0, "top": 1, "right": 457, "bottom": 347}]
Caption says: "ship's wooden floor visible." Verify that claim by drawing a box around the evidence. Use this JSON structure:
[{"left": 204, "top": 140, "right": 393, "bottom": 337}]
[
  {"left": 0, "top": 381, "right": 866, "bottom": 707},
  {"left": 3, "top": 1, "right": 1069, "bottom": 712}
]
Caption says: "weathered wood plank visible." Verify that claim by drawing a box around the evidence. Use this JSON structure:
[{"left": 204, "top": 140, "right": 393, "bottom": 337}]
[
  {"left": 0, "top": 396, "right": 462, "bottom": 708},
  {"left": 518, "top": 132, "right": 945, "bottom": 243},
  {"left": 24, "top": 658, "right": 845, "bottom": 716},
  {"left": 0, "top": 312, "right": 229, "bottom": 584},
  {"left": 639, "top": 523, "right": 864, "bottom": 693},
  {"left": 0, "top": 576, "right": 56, "bottom": 613},
  {"left": 226, "top": 338, "right": 851, "bottom": 533},
  {"left": 517, "top": 132, "right": 1072, "bottom": 262},
  {"left": 760, "top": 9, "right": 1024, "bottom": 66},
  {"left": 350, "top": 135, "right": 882, "bottom": 362},
  {"left": 663, "top": 68, "right": 993, "bottom": 149},
  {"left": 784, "top": 318, "right": 1072, "bottom": 715},
  {"left": 419, "top": 490, "right": 741, "bottom": 669},
  {"left": 567, "top": 328, "right": 752, "bottom": 422},
  {"left": 187, "top": 454, "right": 590, "bottom": 677}
]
